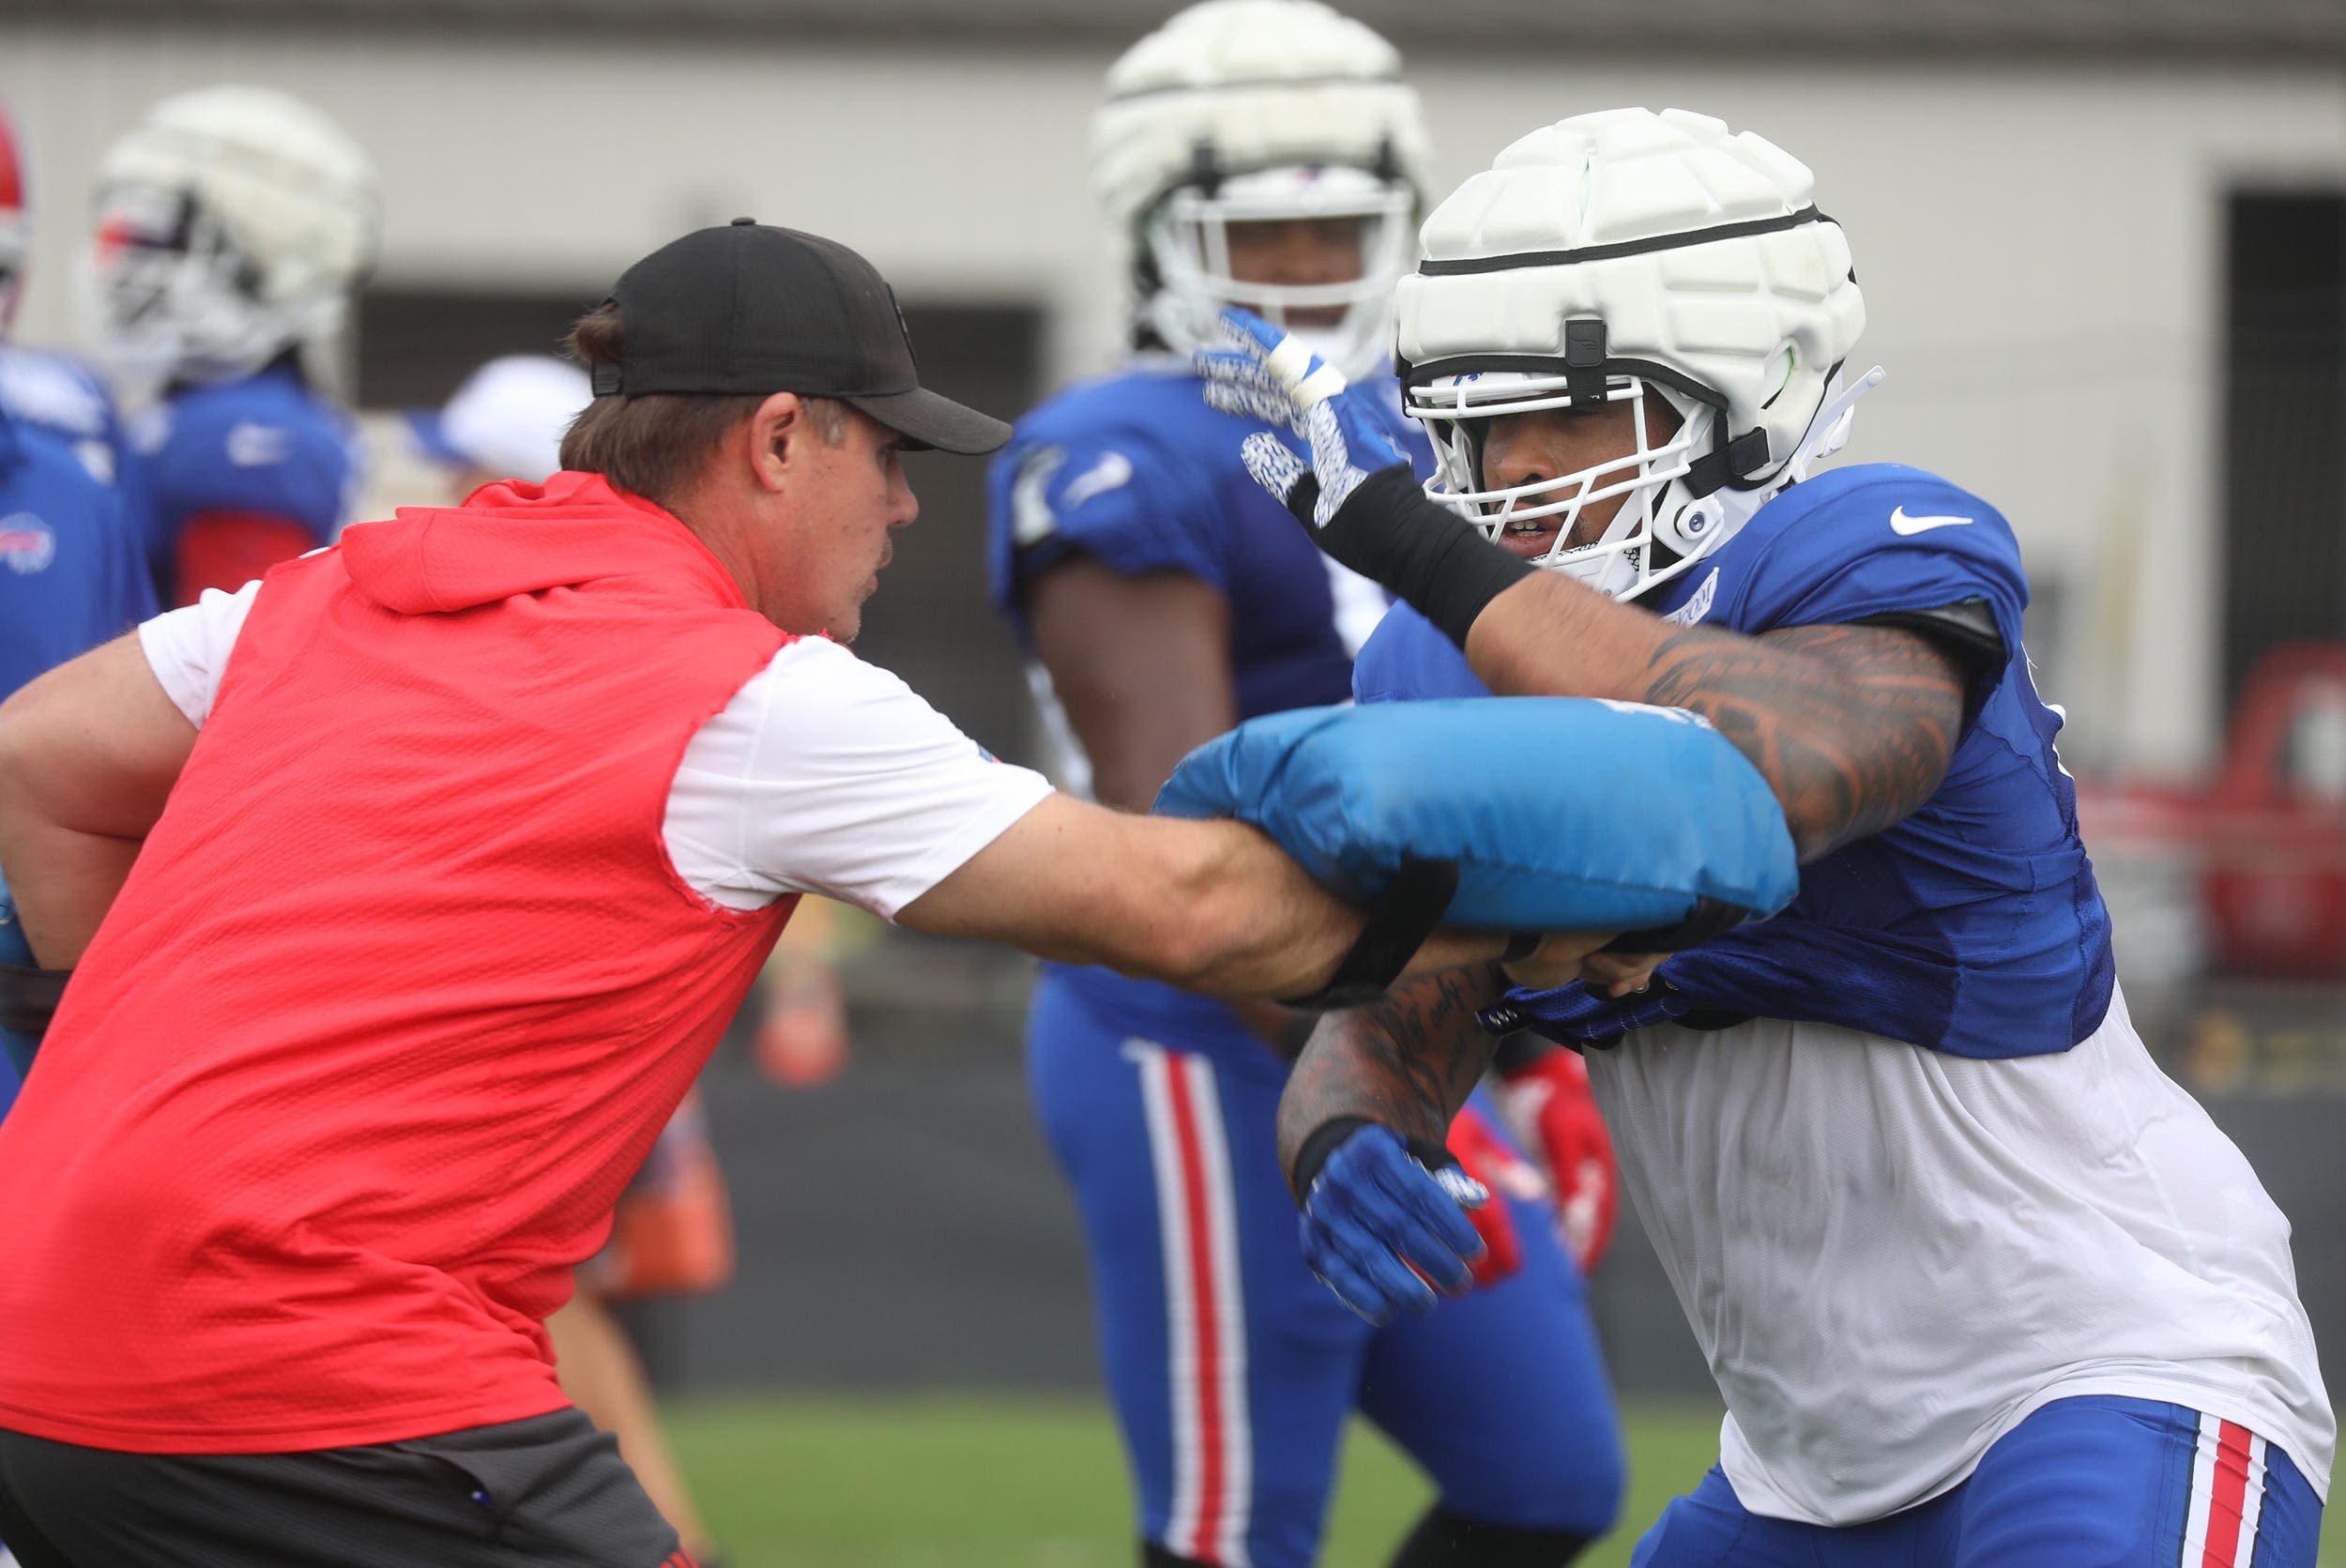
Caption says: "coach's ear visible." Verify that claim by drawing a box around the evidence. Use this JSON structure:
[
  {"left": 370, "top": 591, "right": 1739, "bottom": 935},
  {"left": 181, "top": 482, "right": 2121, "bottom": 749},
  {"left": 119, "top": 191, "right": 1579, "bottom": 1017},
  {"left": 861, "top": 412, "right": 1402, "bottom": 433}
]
[{"left": 747, "top": 392, "right": 814, "bottom": 494}]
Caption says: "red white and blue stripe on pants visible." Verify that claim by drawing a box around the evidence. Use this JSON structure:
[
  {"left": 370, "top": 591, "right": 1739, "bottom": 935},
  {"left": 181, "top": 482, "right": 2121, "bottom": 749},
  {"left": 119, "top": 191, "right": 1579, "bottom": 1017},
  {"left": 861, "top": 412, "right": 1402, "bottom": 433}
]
[{"left": 1135, "top": 1042, "right": 1254, "bottom": 1566}]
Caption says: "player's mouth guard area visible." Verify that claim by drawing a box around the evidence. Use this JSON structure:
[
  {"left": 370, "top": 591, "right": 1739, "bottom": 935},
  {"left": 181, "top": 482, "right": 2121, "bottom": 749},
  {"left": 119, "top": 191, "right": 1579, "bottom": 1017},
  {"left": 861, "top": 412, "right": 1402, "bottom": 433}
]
[{"left": 1153, "top": 696, "right": 1798, "bottom": 1002}]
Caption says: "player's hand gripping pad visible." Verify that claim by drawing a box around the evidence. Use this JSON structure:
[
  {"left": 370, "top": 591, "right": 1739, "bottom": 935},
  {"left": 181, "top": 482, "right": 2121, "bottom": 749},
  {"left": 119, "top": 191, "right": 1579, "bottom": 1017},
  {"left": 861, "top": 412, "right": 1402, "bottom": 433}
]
[{"left": 1154, "top": 696, "right": 1798, "bottom": 942}]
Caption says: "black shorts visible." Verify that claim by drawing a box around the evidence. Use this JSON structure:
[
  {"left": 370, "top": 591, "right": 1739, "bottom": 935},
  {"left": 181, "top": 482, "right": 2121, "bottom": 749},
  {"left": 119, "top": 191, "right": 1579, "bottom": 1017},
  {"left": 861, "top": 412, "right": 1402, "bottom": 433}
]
[{"left": 0, "top": 1408, "right": 692, "bottom": 1568}]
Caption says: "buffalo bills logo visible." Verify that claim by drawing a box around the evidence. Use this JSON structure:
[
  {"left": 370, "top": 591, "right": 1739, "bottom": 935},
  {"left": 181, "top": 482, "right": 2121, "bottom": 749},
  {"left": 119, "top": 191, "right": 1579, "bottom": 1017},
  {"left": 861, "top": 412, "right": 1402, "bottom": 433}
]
[{"left": 0, "top": 512, "right": 53, "bottom": 575}]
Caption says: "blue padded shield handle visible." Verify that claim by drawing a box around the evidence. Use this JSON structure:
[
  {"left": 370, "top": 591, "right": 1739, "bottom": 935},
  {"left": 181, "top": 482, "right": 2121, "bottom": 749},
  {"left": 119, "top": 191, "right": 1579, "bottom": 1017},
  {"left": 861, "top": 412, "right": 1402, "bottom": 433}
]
[
  {"left": 1154, "top": 697, "right": 1798, "bottom": 937},
  {"left": 1284, "top": 854, "right": 1459, "bottom": 1010}
]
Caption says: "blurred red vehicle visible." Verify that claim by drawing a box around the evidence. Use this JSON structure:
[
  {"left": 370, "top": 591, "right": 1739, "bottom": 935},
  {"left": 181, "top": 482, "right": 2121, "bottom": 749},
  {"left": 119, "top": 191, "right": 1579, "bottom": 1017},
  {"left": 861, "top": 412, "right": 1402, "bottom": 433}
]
[{"left": 2079, "top": 644, "right": 2346, "bottom": 981}]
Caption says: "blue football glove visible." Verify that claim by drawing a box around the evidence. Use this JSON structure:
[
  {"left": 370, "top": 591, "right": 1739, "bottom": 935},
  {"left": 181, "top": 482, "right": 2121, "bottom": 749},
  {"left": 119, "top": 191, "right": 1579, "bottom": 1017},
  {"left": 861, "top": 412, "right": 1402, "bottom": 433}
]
[
  {"left": 1297, "top": 1124, "right": 1490, "bottom": 1325},
  {"left": 1195, "top": 308, "right": 1531, "bottom": 649},
  {"left": 1195, "top": 309, "right": 1412, "bottom": 529},
  {"left": 1479, "top": 975, "right": 1699, "bottom": 1049}
]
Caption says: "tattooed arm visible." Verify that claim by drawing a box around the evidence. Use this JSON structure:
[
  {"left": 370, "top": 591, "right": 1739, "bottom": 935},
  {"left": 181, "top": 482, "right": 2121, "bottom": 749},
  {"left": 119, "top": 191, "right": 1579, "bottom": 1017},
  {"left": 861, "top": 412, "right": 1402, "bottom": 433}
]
[
  {"left": 1276, "top": 962, "right": 1511, "bottom": 1197},
  {"left": 1462, "top": 573, "right": 1969, "bottom": 862}
]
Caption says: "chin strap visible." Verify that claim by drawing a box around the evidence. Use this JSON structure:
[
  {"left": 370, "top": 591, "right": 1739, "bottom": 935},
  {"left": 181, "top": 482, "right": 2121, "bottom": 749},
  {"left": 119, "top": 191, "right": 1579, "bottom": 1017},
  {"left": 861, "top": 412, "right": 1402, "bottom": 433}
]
[
  {"left": 1647, "top": 364, "right": 1885, "bottom": 582},
  {"left": 1786, "top": 364, "right": 1885, "bottom": 486}
]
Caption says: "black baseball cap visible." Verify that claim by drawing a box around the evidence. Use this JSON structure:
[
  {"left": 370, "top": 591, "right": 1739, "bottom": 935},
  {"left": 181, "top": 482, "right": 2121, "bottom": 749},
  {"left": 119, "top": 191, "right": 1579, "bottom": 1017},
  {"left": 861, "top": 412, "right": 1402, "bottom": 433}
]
[{"left": 592, "top": 219, "right": 1012, "bottom": 455}]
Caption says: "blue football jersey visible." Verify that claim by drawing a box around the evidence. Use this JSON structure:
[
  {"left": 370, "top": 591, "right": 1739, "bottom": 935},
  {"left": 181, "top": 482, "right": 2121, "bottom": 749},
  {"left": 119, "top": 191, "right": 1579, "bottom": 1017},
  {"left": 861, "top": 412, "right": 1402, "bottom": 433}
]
[
  {"left": 986, "top": 357, "right": 1427, "bottom": 1051},
  {"left": 1356, "top": 463, "right": 2114, "bottom": 1060},
  {"left": 0, "top": 345, "right": 128, "bottom": 488},
  {"left": 127, "top": 361, "right": 358, "bottom": 588},
  {"left": 0, "top": 406, "right": 159, "bottom": 701}
]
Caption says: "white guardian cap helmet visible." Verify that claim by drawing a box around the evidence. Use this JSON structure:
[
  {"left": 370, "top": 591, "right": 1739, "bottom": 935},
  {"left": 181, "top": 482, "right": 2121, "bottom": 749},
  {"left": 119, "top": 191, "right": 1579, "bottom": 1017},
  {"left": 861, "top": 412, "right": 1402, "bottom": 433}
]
[
  {"left": 1396, "top": 108, "right": 1875, "bottom": 601},
  {"left": 1093, "top": 0, "right": 1431, "bottom": 379},
  {"left": 92, "top": 84, "right": 377, "bottom": 386}
]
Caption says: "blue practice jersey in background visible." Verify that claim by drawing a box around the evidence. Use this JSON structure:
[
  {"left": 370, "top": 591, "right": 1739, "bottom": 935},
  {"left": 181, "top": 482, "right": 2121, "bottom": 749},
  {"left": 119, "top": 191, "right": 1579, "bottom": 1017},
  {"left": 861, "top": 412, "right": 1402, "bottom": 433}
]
[
  {"left": 126, "top": 360, "right": 358, "bottom": 596},
  {"left": 0, "top": 405, "right": 157, "bottom": 702},
  {"left": 986, "top": 357, "right": 1426, "bottom": 1059},
  {"left": 0, "top": 346, "right": 128, "bottom": 490},
  {"left": 1356, "top": 462, "right": 2115, "bottom": 1060}
]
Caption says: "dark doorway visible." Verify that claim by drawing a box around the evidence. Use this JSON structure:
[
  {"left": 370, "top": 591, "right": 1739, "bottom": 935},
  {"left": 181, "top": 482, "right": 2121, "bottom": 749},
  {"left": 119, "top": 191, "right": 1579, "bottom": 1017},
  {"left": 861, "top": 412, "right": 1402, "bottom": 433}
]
[
  {"left": 2223, "top": 193, "right": 2346, "bottom": 708},
  {"left": 354, "top": 288, "right": 598, "bottom": 409}
]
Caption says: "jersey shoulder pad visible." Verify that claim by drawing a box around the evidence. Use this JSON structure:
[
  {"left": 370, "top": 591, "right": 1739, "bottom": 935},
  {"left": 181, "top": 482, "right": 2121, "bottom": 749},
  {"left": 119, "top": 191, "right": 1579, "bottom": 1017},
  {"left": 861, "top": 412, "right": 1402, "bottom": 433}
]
[
  {"left": 0, "top": 419, "right": 138, "bottom": 566},
  {"left": 0, "top": 348, "right": 117, "bottom": 446},
  {"left": 1351, "top": 602, "right": 1490, "bottom": 706},
  {"left": 987, "top": 362, "right": 1238, "bottom": 604},
  {"left": 141, "top": 373, "right": 357, "bottom": 539},
  {"left": 1, "top": 417, "right": 112, "bottom": 507},
  {"left": 1714, "top": 463, "right": 2028, "bottom": 650}
]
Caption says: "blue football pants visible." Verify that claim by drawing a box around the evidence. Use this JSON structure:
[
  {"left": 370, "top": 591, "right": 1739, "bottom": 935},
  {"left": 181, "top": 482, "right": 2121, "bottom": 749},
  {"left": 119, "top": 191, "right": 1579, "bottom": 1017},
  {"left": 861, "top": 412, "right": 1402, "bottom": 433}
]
[
  {"left": 1632, "top": 1394, "right": 2323, "bottom": 1567},
  {"left": 1029, "top": 973, "right": 1625, "bottom": 1568}
]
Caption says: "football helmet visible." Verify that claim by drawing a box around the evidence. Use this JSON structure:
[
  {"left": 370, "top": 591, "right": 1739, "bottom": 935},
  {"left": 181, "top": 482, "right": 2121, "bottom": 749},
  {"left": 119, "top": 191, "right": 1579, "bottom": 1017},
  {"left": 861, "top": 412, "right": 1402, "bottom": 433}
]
[
  {"left": 1093, "top": 0, "right": 1430, "bottom": 379},
  {"left": 410, "top": 355, "right": 591, "bottom": 484},
  {"left": 92, "top": 84, "right": 377, "bottom": 386},
  {"left": 1395, "top": 108, "right": 1875, "bottom": 601},
  {"left": 0, "top": 99, "right": 28, "bottom": 334}
]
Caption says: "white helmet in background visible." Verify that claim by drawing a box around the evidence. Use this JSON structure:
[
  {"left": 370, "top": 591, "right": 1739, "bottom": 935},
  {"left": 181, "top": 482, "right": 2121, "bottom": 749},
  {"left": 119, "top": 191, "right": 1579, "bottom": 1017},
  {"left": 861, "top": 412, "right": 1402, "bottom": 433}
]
[
  {"left": 92, "top": 84, "right": 377, "bottom": 386},
  {"left": 1397, "top": 108, "right": 1873, "bottom": 601},
  {"left": 409, "top": 355, "right": 590, "bottom": 484},
  {"left": 1093, "top": 0, "right": 1430, "bottom": 379}
]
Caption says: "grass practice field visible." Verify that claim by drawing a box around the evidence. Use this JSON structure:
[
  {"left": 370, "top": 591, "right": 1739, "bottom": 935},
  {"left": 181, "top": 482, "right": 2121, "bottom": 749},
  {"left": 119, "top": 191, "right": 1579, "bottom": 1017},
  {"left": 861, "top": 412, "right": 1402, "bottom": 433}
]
[
  {"left": 663, "top": 1393, "right": 1715, "bottom": 1567},
  {"left": 665, "top": 1393, "right": 2346, "bottom": 1566}
]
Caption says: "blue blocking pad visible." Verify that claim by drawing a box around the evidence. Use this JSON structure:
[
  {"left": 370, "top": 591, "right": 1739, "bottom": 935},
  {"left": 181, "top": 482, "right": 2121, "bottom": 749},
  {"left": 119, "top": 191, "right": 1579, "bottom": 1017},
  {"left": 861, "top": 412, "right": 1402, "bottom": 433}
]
[{"left": 1154, "top": 697, "right": 1798, "bottom": 933}]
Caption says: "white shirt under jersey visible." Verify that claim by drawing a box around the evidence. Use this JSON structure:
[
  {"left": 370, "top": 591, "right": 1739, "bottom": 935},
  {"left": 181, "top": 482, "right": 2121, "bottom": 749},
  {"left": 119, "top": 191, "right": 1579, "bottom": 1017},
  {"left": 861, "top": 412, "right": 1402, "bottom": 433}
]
[
  {"left": 138, "top": 580, "right": 1055, "bottom": 919},
  {"left": 1593, "top": 986, "right": 2333, "bottom": 1526}
]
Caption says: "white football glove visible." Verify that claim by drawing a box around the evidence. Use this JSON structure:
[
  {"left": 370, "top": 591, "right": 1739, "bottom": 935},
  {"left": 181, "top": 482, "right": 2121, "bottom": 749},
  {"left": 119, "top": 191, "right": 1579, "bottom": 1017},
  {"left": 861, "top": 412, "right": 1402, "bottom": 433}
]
[{"left": 1195, "top": 308, "right": 1410, "bottom": 529}]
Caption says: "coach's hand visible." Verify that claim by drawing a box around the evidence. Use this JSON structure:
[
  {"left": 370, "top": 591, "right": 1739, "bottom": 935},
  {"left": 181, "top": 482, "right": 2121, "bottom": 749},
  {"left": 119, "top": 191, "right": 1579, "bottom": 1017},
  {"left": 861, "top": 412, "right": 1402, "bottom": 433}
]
[{"left": 1296, "top": 1123, "right": 1488, "bottom": 1325}]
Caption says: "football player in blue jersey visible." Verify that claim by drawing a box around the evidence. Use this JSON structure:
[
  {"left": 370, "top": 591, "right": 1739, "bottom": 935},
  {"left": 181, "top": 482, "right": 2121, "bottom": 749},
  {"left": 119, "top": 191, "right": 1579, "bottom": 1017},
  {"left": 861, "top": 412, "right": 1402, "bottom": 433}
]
[
  {"left": 0, "top": 401, "right": 157, "bottom": 1129},
  {"left": 1200, "top": 108, "right": 2331, "bottom": 1566},
  {"left": 986, "top": 8, "right": 1626, "bottom": 1566},
  {"left": 0, "top": 99, "right": 159, "bottom": 1133},
  {"left": 0, "top": 98, "right": 133, "bottom": 491},
  {"left": 90, "top": 85, "right": 373, "bottom": 606},
  {"left": 0, "top": 399, "right": 156, "bottom": 1133}
]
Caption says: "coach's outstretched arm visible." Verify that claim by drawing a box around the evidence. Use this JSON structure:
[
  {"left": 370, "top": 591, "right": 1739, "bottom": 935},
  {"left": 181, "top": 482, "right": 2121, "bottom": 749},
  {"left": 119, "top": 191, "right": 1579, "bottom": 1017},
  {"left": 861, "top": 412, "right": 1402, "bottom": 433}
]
[{"left": 897, "top": 796, "right": 1610, "bottom": 1003}]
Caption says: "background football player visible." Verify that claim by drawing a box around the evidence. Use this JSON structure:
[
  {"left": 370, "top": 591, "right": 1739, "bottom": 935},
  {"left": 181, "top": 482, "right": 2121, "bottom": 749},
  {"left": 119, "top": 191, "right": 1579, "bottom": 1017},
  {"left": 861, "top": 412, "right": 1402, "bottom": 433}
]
[
  {"left": 985, "top": 7, "right": 1625, "bottom": 1565},
  {"left": 0, "top": 97, "right": 131, "bottom": 490},
  {"left": 91, "top": 84, "right": 373, "bottom": 606},
  {"left": 0, "top": 95, "right": 157, "bottom": 1140},
  {"left": 1205, "top": 107, "right": 2332, "bottom": 1565}
]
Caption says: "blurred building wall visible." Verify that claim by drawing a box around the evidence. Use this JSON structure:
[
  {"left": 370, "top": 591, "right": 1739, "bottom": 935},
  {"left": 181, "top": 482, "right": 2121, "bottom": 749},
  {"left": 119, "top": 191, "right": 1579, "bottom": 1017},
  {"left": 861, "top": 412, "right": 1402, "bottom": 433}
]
[{"left": 2, "top": 23, "right": 2342, "bottom": 772}]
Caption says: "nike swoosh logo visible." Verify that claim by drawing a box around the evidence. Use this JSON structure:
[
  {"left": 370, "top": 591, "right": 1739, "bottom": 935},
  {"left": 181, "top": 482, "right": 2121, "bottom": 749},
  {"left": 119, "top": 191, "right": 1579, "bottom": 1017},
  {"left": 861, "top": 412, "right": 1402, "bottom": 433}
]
[{"left": 1890, "top": 506, "right": 1973, "bottom": 536}]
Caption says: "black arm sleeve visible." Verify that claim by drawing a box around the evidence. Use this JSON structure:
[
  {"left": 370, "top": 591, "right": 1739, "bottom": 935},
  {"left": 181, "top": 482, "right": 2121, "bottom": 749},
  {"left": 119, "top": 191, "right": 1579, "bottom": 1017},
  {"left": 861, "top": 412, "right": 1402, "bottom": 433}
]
[
  {"left": 1302, "top": 467, "right": 1533, "bottom": 648},
  {"left": 1850, "top": 597, "right": 2007, "bottom": 723}
]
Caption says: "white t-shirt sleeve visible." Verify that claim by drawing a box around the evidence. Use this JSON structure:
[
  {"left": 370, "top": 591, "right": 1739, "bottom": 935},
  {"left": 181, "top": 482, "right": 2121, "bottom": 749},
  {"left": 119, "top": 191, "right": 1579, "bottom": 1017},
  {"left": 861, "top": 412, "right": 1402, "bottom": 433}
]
[
  {"left": 665, "top": 637, "right": 1056, "bottom": 920},
  {"left": 135, "top": 579, "right": 262, "bottom": 728}
]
